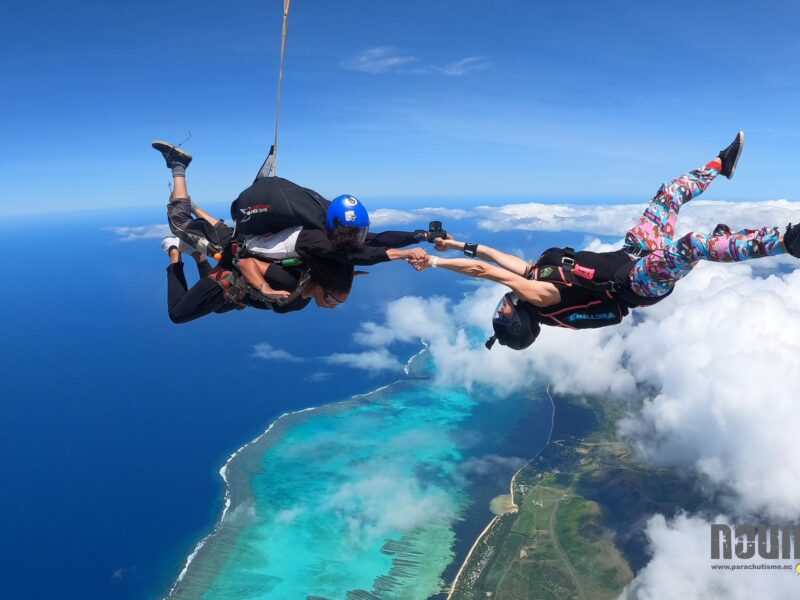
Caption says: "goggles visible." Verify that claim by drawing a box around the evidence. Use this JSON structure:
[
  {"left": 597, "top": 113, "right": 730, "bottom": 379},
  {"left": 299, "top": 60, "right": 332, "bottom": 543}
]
[
  {"left": 493, "top": 292, "right": 522, "bottom": 332},
  {"left": 352, "top": 226, "right": 369, "bottom": 247}
]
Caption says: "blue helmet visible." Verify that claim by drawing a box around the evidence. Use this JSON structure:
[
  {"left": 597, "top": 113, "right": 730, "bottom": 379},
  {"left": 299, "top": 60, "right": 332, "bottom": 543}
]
[{"left": 326, "top": 195, "right": 370, "bottom": 247}]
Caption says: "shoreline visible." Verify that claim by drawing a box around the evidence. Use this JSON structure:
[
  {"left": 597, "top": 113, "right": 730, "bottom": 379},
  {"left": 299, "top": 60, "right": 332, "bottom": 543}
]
[
  {"left": 446, "top": 384, "right": 557, "bottom": 598},
  {"left": 163, "top": 404, "right": 327, "bottom": 598},
  {"left": 162, "top": 346, "right": 428, "bottom": 599}
]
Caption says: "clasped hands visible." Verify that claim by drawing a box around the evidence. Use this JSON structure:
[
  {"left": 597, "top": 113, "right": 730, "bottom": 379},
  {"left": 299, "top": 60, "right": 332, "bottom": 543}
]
[{"left": 403, "top": 233, "right": 457, "bottom": 271}]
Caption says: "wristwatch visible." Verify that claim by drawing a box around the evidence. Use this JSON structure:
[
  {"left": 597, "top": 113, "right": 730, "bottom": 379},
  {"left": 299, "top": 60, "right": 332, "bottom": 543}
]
[{"left": 463, "top": 243, "right": 478, "bottom": 258}]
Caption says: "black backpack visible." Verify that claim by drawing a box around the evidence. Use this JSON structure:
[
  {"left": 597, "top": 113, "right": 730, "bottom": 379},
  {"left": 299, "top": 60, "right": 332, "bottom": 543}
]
[{"left": 529, "top": 247, "right": 671, "bottom": 329}]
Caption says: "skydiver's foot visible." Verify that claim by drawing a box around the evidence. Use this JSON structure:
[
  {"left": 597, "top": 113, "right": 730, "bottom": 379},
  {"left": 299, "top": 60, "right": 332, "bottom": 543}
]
[
  {"left": 712, "top": 223, "right": 733, "bottom": 237},
  {"left": 784, "top": 223, "right": 800, "bottom": 258},
  {"left": 717, "top": 131, "right": 744, "bottom": 179},
  {"left": 161, "top": 235, "right": 181, "bottom": 256},
  {"left": 152, "top": 140, "right": 193, "bottom": 177}
]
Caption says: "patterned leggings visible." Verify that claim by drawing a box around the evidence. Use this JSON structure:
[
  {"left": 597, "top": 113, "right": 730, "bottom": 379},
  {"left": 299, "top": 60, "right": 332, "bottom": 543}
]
[{"left": 624, "top": 164, "right": 785, "bottom": 298}]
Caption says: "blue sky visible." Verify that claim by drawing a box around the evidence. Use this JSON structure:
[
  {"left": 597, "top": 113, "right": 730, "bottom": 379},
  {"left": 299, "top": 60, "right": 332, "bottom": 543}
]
[{"left": 3, "top": 0, "right": 800, "bottom": 216}]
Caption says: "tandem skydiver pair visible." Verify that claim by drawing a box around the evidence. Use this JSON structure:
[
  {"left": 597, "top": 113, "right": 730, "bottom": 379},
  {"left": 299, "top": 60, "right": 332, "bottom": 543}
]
[
  {"left": 153, "top": 141, "right": 438, "bottom": 324},
  {"left": 411, "top": 132, "right": 800, "bottom": 349}
]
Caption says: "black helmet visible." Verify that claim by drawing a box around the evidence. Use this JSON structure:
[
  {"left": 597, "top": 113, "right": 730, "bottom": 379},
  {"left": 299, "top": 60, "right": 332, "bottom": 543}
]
[{"left": 486, "top": 292, "right": 540, "bottom": 350}]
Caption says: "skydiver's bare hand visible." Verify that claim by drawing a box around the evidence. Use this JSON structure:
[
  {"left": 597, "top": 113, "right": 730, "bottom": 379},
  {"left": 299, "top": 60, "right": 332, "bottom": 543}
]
[
  {"left": 434, "top": 233, "right": 455, "bottom": 252},
  {"left": 409, "top": 255, "right": 429, "bottom": 271},
  {"left": 258, "top": 285, "right": 292, "bottom": 301},
  {"left": 404, "top": 247, "right": 428, "bottom": 263}
]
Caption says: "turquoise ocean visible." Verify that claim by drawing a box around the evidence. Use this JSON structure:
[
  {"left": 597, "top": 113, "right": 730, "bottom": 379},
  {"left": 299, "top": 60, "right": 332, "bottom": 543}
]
[{"left": 167, "top": 352, "right": 553, "bottom": 599}]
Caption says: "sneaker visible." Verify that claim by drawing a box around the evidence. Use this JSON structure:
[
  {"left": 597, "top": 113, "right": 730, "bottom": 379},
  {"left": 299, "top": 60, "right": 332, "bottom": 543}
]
[
  {"left": 161, "top": 235, "right": 181, "bottom": 256},
  {"left": 712, "top": 223, "right": 732, "bottom": 237},
  {"left": 785, "top": 223, "right": 800, "bottom": 258},
  {"left": 152, "top": 140, "right": 193, "bottom": 170},
  {"left": 718, "top": 131, "right": 744, "bottom": 179}
]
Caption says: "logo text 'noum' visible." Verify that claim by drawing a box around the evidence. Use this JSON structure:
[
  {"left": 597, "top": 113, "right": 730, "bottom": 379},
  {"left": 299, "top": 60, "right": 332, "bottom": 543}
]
[{"left": 711, "top": 524, "right": 800, "bottom": 559}]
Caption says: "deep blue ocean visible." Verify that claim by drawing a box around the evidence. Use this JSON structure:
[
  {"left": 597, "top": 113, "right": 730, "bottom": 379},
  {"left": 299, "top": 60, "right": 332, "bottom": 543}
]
[{"left": 1, "top": 205, "right": 593, "bottom": 599}]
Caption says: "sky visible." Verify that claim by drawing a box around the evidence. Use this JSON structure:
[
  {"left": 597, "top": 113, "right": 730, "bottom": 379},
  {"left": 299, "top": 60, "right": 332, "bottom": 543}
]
[{"left": 4, "top": 0, "right": 800, "bottom": 217}]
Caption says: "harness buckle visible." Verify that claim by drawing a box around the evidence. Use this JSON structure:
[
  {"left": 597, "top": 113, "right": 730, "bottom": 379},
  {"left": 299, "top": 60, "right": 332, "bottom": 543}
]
[
  {"left": 562, "top": 256, "right": 575, "bottom": 268},
  {"left": 623, "top": 243, "right": 648, "bottom": 259}
]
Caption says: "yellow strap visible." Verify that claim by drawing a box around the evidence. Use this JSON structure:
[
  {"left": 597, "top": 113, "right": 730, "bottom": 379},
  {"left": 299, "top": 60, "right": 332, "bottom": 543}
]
[{"left": 273, "top": 0, "right": 291, "bottom": 174}]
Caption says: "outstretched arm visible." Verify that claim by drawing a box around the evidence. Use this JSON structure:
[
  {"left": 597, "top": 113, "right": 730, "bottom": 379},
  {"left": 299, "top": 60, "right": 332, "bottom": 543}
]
[
  {"left": 364, "top": 230, "right": 427, "bottom": 249},
  {"left": 425, "top": 256, "right": 559, "bottom": 307},
  {"left": 296, "top": 230, "right": 428, "bottom": 266},
  {"left": 434, "top": 236, "right": 530, "bottom": 276}
]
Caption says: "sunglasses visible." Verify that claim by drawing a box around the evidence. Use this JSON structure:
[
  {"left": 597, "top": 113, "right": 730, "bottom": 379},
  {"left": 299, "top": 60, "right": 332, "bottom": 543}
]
[{"left": 322, "top": 290, "right": 344, "bottom": 306}]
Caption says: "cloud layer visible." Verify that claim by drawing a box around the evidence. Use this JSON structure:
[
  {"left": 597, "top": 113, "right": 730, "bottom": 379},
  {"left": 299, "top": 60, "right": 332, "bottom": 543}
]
[
  {"left": 372, "top": 199, "right": 800, "bottom": 241},
  {"left": 105, "top": 224, "right": 170, "bottom": 242},
  {"left": 252, "top": 342, "right": 304, "bottom": 363}
]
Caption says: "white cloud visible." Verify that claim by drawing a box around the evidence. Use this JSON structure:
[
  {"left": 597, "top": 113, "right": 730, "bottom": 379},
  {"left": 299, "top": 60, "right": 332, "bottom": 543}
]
[
  {"left": 252, "top": 342, "right": 304, "bottom": 363},
  {"left": 111, "top": 565, "right": 137, "bottom": 582},
  {"left": 324, "top": 347, "right": 404, "bottom": 373},
  {"left": 323, "top": 466, "right": 457, "bottom": 544},
  {"left": 458, "top": 454, "right": 528, "bottom": 477},
  {"left": 368, "top": 208, "right": 421, "bottom": 227},
  {"left": 621, "top": 514, "right": 798, "bottom": 600},
  {"left": 340, "top": 46, "right": 417, "bottom": 74},
  {"left": 275, "top": 506, "right": 304, "bottom": 523},
  {"left": 431, "top": 56, "right": 490, "bottom": 76},
  {"left": 306, "top": 371, "right": 331, "bottom": 383},
  {"left": 341, "top": 47, "right": 490, "bottom": 77},
  {"left": 349, "top": 284, "right": 638, "bottom": 396},
  {"left": 105, "top": 224, "right": 170, "bottom": 242},
  {"left": 615, "top": 263, "right": 800, "bottom": 519},
  {"left": 369, "top": 207, "right": 470, "bottom": 228}
]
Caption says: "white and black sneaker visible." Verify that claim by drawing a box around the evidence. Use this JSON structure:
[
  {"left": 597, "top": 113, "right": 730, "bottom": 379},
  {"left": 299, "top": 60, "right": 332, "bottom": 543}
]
[
  {"left": 161, "top": 235, "right": 181, "bottom": 256},
  {"left": 718, "top": 131, "right": 744, "bottom": 179},
  {"left": 784, "top": 223, "right": 800, "bottom": 258}
]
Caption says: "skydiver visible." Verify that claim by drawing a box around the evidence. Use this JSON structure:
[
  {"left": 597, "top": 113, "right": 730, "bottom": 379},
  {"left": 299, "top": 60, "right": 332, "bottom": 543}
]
[
  {"left": 153, "top": 141, "right": 438, "bottom": 275},
  {"left": 415, "top": 132, "right": 800, "bottom": 349},
  {"left": 154, "top": 145, "right": 365, "bottom": 323}
]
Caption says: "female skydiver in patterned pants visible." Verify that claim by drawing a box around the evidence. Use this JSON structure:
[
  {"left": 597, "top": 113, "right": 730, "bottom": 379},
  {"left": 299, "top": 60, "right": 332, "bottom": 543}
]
[{"left": 416, "top": 132, "right": 800, "bottom": 350}]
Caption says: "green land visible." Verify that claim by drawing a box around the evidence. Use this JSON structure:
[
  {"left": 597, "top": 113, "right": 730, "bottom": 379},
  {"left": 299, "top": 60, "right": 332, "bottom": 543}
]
[{"left": 448, "top": 390, "right": 705, "bottom": 600}]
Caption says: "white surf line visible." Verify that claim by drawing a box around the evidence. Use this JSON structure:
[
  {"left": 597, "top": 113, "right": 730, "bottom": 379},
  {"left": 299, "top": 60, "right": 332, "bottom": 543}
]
[
  {"left": 404, "top": 339, "right": 429, "bottom": 375},
  {"left": 163, "top": 344, "right": 428, "bottom": 599},
  {"left": 446, "top": 383, "right": 557, "bottom": 598},
  {"left": 162, "top": 406, "right": 316, "bottom": 599}
]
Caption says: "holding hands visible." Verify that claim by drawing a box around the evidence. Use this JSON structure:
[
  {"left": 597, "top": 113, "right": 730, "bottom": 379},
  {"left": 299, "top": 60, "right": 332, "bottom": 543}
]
[
  {"left": 404, "top": 247, "right": 429, "bottom": 270},
  {"left": 405, "top": 233, "right": 463, "bottom": 272},
  {"left": 400, "top": 221, "right": 471, "bottom": 272}
]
